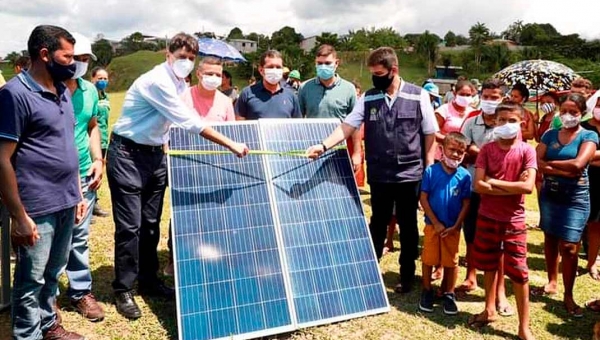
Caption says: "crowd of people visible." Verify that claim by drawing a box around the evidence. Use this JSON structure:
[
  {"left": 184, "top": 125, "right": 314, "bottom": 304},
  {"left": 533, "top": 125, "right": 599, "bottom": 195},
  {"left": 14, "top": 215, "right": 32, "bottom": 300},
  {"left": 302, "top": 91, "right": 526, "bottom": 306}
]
[{"left": 2, "top": 24, "right": 600, "bottom": 340}]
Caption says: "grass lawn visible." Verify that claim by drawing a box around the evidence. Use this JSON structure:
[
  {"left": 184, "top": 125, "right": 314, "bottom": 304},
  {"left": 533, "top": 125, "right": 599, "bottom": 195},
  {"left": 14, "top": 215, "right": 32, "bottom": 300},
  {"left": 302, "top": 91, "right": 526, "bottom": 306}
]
[{"left": 1, "top": 91, "right": 600, "bottom": 340}]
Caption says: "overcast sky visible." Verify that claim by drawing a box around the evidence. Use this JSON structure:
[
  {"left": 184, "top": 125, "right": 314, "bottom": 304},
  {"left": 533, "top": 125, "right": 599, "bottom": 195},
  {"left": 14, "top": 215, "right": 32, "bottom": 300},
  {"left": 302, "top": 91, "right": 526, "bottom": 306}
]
[{"left": 1, "top": 0, "right": 599, "bottom": 57}]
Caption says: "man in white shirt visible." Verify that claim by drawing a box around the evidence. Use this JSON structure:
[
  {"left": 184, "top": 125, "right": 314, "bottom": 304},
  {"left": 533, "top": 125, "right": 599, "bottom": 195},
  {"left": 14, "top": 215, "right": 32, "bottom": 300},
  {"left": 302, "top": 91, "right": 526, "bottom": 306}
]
[{"left": 107, "top": 33, "right": 248, "bottom": 320}]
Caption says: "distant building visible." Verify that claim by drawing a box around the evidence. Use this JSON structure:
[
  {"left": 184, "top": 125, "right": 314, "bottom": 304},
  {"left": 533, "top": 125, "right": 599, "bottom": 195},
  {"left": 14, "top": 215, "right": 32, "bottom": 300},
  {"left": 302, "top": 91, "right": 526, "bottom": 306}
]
[
  {"left": 300, "top": 36, "right": 318, "bottom": 53},
  {"left": 228, "top": 39, "right": 258, "bottom": 54}
]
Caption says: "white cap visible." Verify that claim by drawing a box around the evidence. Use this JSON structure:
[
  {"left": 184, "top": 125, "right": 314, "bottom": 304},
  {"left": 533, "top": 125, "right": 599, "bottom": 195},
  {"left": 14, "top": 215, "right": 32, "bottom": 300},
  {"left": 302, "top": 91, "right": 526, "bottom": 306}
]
[{"left": 70, "top": 32, "right": 97, "bottom": 60}]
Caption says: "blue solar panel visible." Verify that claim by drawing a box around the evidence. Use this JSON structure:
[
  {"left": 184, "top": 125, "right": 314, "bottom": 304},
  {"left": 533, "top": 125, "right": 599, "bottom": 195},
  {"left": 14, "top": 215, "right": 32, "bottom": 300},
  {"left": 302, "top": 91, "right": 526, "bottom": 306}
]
[
  {"left": 168, "top": 120, "right": 389, "bottom": 340},
  {"left": 169, "top": 122, "right": 294, "bottom": 340},
  {"left": 259, "top": 119, "right": 389, "bottom": 327}
]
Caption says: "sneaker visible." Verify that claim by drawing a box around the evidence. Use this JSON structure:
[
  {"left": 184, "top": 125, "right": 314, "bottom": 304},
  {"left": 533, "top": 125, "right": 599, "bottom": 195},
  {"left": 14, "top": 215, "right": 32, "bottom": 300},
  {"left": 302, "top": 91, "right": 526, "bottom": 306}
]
[
  {"left": 42, "top": 323, "right": 86, "bottom": 340},
  {"left": 71, "top": 293, "right": 105, "bottom": 322},
  {"left": 442, "top": 292, "right": 458, "bottom": 315},
  {"left": 419, "top": 289, "right": 434, "bottom": 313}
]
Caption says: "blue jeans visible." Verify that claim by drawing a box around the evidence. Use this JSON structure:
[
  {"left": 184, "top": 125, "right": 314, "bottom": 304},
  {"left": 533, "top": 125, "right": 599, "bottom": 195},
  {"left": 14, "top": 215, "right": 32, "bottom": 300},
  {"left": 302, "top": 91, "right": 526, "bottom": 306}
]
[
  {"left": 65, "top": 176, "right": 96, "bottom": 300},
  {"left": 12, "top": 207, "right": 75, "bottom": 340}
]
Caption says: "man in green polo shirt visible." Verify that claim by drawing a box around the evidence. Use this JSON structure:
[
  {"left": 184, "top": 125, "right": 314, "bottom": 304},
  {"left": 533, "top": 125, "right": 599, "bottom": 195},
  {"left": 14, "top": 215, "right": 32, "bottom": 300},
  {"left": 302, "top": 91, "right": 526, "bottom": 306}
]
[
  {"left": 298, "top": 44, "right": 364, "bottom": 186},
  {"left": 61, "top": 32, "right": 105, "bottom": 322}
]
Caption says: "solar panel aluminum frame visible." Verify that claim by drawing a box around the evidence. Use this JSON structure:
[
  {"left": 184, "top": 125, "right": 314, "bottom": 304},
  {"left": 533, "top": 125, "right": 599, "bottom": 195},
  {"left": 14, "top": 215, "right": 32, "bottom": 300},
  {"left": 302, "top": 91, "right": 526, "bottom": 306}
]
[{"left": 257, "top": 118, "right": 390, "bottom": 329}]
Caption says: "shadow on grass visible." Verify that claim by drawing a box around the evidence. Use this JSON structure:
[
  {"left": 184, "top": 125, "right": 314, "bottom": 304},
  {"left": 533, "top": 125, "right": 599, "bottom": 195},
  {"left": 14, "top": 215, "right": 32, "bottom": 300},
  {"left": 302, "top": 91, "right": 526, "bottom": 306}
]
[
  {"left": 533, "top": 292, "right": 596, "bottom": 339},
  {"left": 0, "top": 307, "right": 10, "bottom": 339}
]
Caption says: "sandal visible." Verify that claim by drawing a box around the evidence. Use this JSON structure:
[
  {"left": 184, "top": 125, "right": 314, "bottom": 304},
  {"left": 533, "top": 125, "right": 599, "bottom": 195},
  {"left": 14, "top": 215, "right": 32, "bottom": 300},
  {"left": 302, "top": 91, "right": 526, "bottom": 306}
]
[
  {"left": 455, "top": 281, "right": 478, "bottom": 293},
  {"left": 531, "top": 286, "right": 558, "bottom": 297},
  {"left": 467, "top": 312, "right": 498, "bottom": 328},
  {"left": 565, "top": 303, "right": 584, "bottom": 318},
  {"left": 586, "top": 299, "right": 600, "bottom": 312},
  {"left": 497, "top": 304, "right": 515, "bottom": 317}
]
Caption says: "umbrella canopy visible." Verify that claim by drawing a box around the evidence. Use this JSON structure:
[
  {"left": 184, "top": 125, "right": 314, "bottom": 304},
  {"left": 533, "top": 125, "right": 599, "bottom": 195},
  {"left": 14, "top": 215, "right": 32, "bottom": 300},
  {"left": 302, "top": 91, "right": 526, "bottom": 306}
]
[
  {"left": 493, "top": 59, "right": 579, "bottom": 93},
  {"left": 197, "top": 38, "right": 247, "bottom": 62}
]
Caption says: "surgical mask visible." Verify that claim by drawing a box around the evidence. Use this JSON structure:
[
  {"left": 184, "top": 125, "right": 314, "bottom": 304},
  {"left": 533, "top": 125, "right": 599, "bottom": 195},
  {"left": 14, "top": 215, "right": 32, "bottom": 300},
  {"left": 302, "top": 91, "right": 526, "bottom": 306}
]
[
  {"left": 171, "top": 59, "right": 194, "bottom": 79},
  {"left": 480, "top": 99, "right": 501, "bottom": 115},
  {"left": 71, "top": 61, "right": 88, "bottom": 79},
  {"left": 594, "top": 108, "right": 600, "bottom": 121},
  {"left": 264, "top": 68, "right": 283, "bottom": 85},
  {"left": 46, "top": 58, "right": 77, "bottom": 82},
  {"left": 95, "top": 80, "right": 108, "bottom": 91},
  {"left": 316, "top": 64, "right": 335, "bottom": 80},
  {"left": 442, "top": 153, "right": 463, "bottom": 169},
  {"left": 560, "top": 113, "right": 581, "bottom": 129},
  {"left": 494, "top": 122, "right": 521, "bottom": 140},
  {"left": 541, "top": 103, "right": 556, "bottom": 115},
  {"left": 372, "top": 72, "right": 393, "bottom": 91},
  {"left": 454, "top": 95, "right": 472, "bottom": 108},
  {"left": 201, "top": 75, "right": 222, "bottom": 91}
]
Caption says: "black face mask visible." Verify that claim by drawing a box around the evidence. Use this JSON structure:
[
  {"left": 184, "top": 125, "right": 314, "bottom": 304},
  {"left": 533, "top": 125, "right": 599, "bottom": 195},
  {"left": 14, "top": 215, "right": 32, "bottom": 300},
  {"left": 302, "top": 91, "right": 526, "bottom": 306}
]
[
  {"left": 371, "top": 71, "right": 394, "bottom": 91},
  {"left": 46, "top": 58, "right": 77, "bottom": 82}
]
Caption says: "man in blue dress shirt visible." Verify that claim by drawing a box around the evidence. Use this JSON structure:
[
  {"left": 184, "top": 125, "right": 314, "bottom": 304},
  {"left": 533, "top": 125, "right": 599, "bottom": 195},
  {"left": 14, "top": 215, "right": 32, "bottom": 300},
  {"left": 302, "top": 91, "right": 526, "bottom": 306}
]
[{"left": 107, "top": 33, "right": 249, "bottom": 320}]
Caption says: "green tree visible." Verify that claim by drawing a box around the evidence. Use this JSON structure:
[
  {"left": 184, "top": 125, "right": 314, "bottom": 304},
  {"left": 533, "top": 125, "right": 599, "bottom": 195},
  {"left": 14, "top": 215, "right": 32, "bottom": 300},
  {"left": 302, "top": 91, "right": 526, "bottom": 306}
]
[
  {"left": 404, "top": 33, "right": 421, "bottom": 47},
  {"left": 345, "top": 29, "right": 370, "bottom": 51},
  {"left": 315, "top": 32, "right": 339, "bottom": 49},
  {"left": 270, "top": 26, "right": 303, "bottom": 52},
  {"left": 368, "top": 27, "right": 406, "bottom": 49},
  {"left": 501, "top": 20, "right": 523, "bottom": 44},
  {"left": 482, "top": 44, "right": 511, "bottom": 72},
  {"left": 444, "top": 31, "right": 457, "bottom": 47},
  {"left": 416, "top": 30, "right": 439, "bottom": 76},
  {"left": 227, "top": 27, "right": 244, "bottom": 40},
  {"left": 520, "top": 23, "right": 551, "bottom": 46},
  {"left": 5, "top": 51, "right": 21, "bottom": 65},
  {"left": 245, "top": 32, "right": 270, "bottom": 51},
  {"left": 91, "top": 39, "right": 114, "bottom": 67},
  {"left": 469, "top": 22, "right": 491, "bottom": 71},
  {"left": 455, "top": 34, "right": 469, "bottom": 45}
]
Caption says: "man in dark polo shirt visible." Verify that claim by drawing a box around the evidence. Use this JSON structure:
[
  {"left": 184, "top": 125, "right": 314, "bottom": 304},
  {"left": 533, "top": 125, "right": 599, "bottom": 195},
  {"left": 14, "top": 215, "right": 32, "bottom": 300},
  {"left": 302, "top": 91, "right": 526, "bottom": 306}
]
[
  {"left": 0, "top": 25, "right": 86, "bottom": 340},
  {"left": 235, "top": 50, "right": 301, "bottom": 120}
]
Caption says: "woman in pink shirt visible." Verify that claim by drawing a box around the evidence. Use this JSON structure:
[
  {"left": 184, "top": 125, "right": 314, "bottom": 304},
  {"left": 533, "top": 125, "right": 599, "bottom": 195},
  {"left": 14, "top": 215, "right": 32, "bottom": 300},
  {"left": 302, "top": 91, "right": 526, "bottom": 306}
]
[
  {"left": 435, "top": 80, "right": 475, "bottom": 159},
  {"left": 181, "top": 57, "right": 235, "bottom": 122}
]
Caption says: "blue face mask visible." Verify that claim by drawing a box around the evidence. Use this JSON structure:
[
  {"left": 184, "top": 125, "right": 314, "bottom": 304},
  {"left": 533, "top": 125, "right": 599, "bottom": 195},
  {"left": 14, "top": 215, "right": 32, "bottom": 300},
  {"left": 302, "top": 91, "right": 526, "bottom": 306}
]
[
  {"left": 316, "top": 64, "right": 335, "bottom": 80},
  {"left": 95, "top": 80, "right": 108, "bottom": 91}
]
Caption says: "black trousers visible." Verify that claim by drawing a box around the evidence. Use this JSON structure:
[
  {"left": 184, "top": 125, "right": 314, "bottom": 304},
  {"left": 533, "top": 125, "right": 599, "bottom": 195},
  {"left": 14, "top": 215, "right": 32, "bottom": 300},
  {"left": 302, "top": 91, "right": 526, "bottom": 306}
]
[
  {"left": 369, "top": 181, "right": 421, "bottom": 284},
  {"left": 106, "top": 135, "right": 167, "bottom": 293}
]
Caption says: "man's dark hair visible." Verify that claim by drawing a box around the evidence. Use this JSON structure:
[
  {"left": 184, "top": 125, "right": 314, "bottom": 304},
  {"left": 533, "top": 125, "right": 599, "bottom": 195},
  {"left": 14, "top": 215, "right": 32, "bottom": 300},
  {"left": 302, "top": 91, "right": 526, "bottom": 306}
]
[
  {"left": 259, "top": 50, "right": 282, "bottom": 67},
  {"left": 168, "top": 33, "right": 199, "bottom": 55},
  {"left": 90, "top": 66, "right": 107, "bottom": 77},
  {"left": 14, "top": 56, "right": 30, "bottom": 70},
  {"left": 222, "top": 70, "right": 233, "bottom": 85},
  {"left": 495, "top": 100, "right": 525, "bottom": 118},
  {"left": 316, "top": 44, "right": 337, "bottom": 58},
  {"left": 511, "top": 83, "right": 530, "bottom": 101},
  {"left": 367, "top": 47, "right": 398, "bottom": 71},
  {"left": 27, "top": 25, "right": 75, "bottom": 61},
  {"left": 481, "top": 78, "right": 504, "bottom": 91}
]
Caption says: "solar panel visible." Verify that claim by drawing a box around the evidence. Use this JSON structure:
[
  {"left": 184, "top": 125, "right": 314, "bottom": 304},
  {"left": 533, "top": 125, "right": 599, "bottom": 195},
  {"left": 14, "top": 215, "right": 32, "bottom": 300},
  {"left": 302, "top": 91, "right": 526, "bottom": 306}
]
[
  {"left": 168, "top": 119, "right": 389, "bottom": 340},
  {"left": 169, "top": 121, "right": 294, "bottom": 340},
  {"left": 259, "top": 119, "right": 389, "bottom": 327}
]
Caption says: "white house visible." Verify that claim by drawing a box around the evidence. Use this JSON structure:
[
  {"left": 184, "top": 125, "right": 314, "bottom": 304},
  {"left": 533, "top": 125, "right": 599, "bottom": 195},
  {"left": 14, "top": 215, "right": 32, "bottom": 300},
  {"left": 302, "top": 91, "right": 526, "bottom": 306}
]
[
  {"left": 228, "top": 39, "right": 258, "bottom": 53},
  {"left": 300, "top": 36, "right": 318, "bottom": 53}
]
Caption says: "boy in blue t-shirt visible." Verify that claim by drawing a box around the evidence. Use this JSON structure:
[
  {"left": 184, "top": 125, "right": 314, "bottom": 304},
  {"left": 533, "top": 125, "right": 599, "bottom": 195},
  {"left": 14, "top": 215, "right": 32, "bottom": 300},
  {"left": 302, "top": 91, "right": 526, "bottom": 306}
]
[{"left": 419, "top": 132, "right": 472, "bottom": 315}]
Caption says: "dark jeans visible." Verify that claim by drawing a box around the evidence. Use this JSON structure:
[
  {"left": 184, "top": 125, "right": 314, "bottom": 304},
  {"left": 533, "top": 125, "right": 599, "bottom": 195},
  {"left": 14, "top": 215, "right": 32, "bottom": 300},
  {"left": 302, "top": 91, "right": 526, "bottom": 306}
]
[
  {"left": 369, "top": 181, "right": 421, "bottom": 284},
  {"left": 106, "top": 135, "right": 167, "bottom": 293}
]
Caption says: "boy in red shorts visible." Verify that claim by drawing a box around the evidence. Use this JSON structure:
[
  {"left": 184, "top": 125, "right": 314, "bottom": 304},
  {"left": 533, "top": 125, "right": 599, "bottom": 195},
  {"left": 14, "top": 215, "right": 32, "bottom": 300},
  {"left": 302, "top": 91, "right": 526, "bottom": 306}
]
[
  {"left": 470, "top": 101, "right": 537, "bottom": 340},
  {"left": 419, "top": 132, "right": 471, "bottom": 315}
]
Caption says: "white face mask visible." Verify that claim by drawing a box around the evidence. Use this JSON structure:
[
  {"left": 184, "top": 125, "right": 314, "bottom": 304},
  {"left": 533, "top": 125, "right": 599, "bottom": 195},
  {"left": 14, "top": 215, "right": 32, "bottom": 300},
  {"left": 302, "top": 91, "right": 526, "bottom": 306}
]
[
  {"left": 480, "top": 99, "right": 501, "bottom": 115},
  {"left": 263, "top": 68, "right": 283, "bottom": 85},
  {"left": 454, "top": 95, "right": 472, "bottom": 108},
  {"left": 560, "top": 113, "right": 581, "bottom": 129},
  {"left": 171, "top": 59, "right": 194, "bottom": 79},
  {"left": 594, "top": 108, "right": 600, "bottom": 121},
  {"left": 494, "top": 122, "right": 521, "bottom": 140},
  {"left": 71, "top": 61, "right": 88, "bottom": 79},
  {"left": 442, "top": 153, "right": 463, "bottom": 169},
  {"left": 201, "top": 75, "right": 222, "bottom": 91}
]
